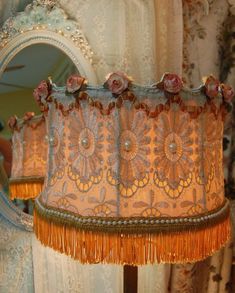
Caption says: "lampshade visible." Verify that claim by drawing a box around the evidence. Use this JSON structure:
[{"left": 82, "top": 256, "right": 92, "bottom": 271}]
[
  {"left": 8, "top": 112, "right": 47, "bottom": 200},
  {"left": 34, "top": 73, "right": 233, "bottom": 265}
]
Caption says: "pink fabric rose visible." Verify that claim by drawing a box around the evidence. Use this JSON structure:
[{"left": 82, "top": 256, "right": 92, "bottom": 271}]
[
  {"left": 221, "top": 84, "right": 234, "bottom": 103},
  {"left": 23, "top": 112, "right": 35, "bottom": 121},
  {"left": 204, "top": 76, "right": 219, "bottom": 98},
  {"left": 66, "top": 75, "right": 86, "bottom": 93},
  {"left": 162, "top": 73, "right": 183, "bottom": 93},
  {"left": 33, "top": 80, "right": 49, "bottom": 103},
  {"left": 8, "top": 116, "right": 17, "bottom": 130},
  {"left": 105, "top": 71, "right": 131, "bottom": 95}
]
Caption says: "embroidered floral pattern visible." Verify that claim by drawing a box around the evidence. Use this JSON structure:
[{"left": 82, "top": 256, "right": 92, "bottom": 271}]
[
  {"left": 68, "top": 107, "right": 104, "bottom": 192},
  {"left": 11, "top": 131, "right": 23, "bottom": 177},
  {"left": 48, "top": 112, "right": 66, "bottom": 186},
  {"left": 180, "top": 189, "right": 205, "bottom": 216},
  {"left": 52, "top": 182, "right": 78, "bottom": 213},
  {"left": 84, "top": 187, "right": 117, "bottom": 216},
  {"left": 195, "top": 112, "right": 219, "bottom": 192},
  {"left": 132, "top": 190, "right": 165, "bottom": 217},
  {"left": 107, "top": 107, "right": 151, "bottom": 197},
  {"left": 154, "top": 106, "right": 194, "bottom": 198}
]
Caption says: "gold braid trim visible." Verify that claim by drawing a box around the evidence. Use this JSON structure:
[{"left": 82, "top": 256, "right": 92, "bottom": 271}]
[
  {"left": 34, "top": 200, "right": 231, "bottom": 265},
  {"left": 35, "top": 198, "right": 230, "bottom": 233},
  {"left": 9, "top": 177, "right": 44, "bottom": 200}
]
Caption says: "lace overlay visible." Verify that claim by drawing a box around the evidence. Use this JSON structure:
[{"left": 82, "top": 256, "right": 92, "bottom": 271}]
[
  {"left": 0, "top": 214, "right": 34, "bottom": 293},
  {"left": 41, "top": 88, "right": 226, "bottom": 219}
]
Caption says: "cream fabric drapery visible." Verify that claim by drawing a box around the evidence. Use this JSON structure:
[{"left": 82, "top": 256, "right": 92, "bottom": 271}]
[
  {"left": 154, "top": 0, "right": 183, "bottom": 79},
  {"left": 0, "top": 214, "right": 123, "bottom": 293},
  {"left": 59, "top": 0, "right": 183, "bottom": 84},
  {"left": 32, "top": 236, "right": 123, "bottom": 293}
]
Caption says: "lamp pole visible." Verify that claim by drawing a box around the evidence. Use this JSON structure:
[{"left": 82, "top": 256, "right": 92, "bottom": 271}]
[{"left": 124, "top": 265, "right": 138, "bottom": 293}]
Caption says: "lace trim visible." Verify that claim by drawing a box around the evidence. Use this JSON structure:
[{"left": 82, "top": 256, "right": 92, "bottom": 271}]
[{"left": 38, "top": 90, "right": 227, "bottom": 121}]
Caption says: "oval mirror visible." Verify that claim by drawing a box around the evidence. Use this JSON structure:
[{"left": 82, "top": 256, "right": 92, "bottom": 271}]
[{"left": 0, "top": 0, "right": 97, "bottom": 229}]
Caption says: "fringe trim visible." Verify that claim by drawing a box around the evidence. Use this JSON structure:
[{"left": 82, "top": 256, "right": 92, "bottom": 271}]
[
  {"left": 33, "top": 208, "right": 231, "bottom": 265},
  {"left": 9, "top": 178, "right": 44, "bottom": 200}
]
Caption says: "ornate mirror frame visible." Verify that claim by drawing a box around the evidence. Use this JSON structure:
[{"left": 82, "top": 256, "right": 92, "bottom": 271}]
[
  {"left": 0, "top": 0, "right": 97, "bottom": 83},
  {"left": 0, "top": 0, "right": 97, "bottom": 231}
]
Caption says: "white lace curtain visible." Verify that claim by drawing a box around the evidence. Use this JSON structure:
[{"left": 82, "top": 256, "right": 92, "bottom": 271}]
[{"left": 59, "top": 0, "right": 183, "bottom": 84}]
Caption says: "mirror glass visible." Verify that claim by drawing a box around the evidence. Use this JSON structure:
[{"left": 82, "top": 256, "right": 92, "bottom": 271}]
[{"left": 0, "top": 43, "right": 79, "bottom": 213}]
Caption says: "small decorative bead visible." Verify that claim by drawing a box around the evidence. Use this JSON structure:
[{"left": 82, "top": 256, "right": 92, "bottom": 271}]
[
  {"left": 124, "top": 139, "right": 132, "bottom": 152},
  {"left": 169, "top": 142, "right": 177, "bottom": 154},
  {"left": 81, "top": 137, "right": 90, "bottom": 149}
]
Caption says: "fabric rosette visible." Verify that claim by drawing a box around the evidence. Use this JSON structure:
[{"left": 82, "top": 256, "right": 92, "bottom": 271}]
[
  {"left": 220, "top": 84, "right": 234, "bottom": 103},
  {"left": 33, "top": 80, "right": 51, "bottom": 104},
  {"left": 156, "top": 73, "right": 183, "bottom": 94},
  {"left": 23, "top": 112, "right": 35, "bottom": 121},
  {"left": 105, "top": 71, "right": 132, "bottom": 95},
  {"left": 66, "top": 75, "right": 86, "bottom": 93},
  {"left": 204, "top": 75, "right": 220, "bottom": 99},
  {"left": 8, "top": 115, "right": 18, "bottom": 130}
]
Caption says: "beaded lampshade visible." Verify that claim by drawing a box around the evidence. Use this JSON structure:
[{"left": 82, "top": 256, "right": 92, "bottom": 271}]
[
  {"left": 8, "top": 112, "right": 47, "bottom": 200},
  {"left": 33, "top": 73, "right": 233, "bottom": 265}
]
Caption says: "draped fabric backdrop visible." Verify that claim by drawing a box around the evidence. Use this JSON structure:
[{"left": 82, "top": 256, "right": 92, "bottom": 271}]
[{"left": 0, "top": 0, "right": 234, "bottom": 292}]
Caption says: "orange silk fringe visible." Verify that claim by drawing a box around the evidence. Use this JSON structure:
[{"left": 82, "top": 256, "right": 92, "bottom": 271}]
[
  {"left": 34, "top": 209, "right": 231, "bottom": 265},
  {"left": 10, "top": 182, "right": 43, "bottom": 200}
]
